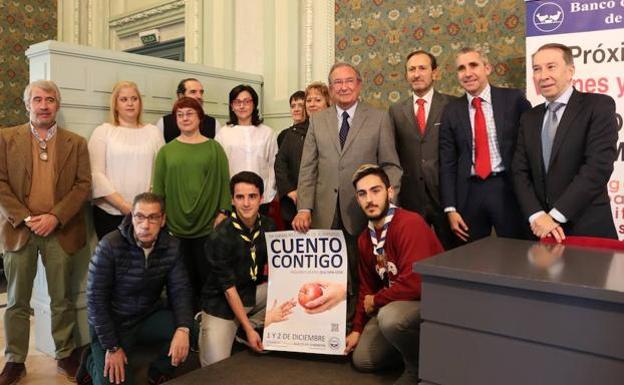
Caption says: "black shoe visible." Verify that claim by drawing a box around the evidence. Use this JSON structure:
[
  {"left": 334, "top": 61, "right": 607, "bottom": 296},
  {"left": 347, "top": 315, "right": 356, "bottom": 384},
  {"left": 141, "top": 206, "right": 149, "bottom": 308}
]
[
  {"left": 0, "top": 362, "right": 26, "bottom": 385},
  {"left": 147, "top": 367, "right": 172, "bottom": 385},
  {"left": 75, "top": 345, "right": 92, "bottom": 385},
  {"left": 393, "top": 369, "right": 419, "bottom": 385}
]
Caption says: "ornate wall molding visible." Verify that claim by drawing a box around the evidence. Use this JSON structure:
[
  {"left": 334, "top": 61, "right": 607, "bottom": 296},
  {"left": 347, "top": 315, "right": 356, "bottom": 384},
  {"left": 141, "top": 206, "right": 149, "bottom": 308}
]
[
  {"left": 108, "top": 0, "right": 185, "bottom": 38},
  {"left": 184, "top": 0, "right": 201, "bottom": 64},
  {"left": 303, "top": 0, "right": 313, "bottom": 85},
  {"left": 326, "top": 0, "right": 335, "bottom": 75}
]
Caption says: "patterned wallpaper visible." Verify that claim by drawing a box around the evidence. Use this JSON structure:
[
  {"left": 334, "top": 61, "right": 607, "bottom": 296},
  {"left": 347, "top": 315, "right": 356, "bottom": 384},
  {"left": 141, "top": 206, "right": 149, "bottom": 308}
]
[
  {"left": 0, "top": 0, "right": 57, "bottom": 128},
  {"left": 335, "top": 0, "right": 526, "bottom": 109}
]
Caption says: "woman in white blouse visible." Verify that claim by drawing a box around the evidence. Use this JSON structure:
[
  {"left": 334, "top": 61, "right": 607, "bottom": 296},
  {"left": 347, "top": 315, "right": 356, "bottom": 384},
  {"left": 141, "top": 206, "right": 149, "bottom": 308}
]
[
  {"left": 215, "top": 84, "right": 277, "bottom": 214},
  {"left": 88, "top": 81, "right": 164, "bottom": 239}
]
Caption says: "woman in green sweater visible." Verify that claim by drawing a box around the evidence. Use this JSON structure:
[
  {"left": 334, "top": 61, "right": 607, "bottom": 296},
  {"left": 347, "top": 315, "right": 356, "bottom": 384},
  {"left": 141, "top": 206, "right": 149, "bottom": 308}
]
[{"left": 152, "top": 97, "right": 231, "bottom": 310}]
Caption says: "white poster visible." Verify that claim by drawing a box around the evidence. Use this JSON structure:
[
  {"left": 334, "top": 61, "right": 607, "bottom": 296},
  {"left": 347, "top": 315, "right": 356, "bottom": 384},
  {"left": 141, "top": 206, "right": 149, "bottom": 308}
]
[
  {"left": 525, "top": 0, "right": 624, "bottom": 238},
  {"left": 263, "top": 230, "right": 347, "bottom": 355}
]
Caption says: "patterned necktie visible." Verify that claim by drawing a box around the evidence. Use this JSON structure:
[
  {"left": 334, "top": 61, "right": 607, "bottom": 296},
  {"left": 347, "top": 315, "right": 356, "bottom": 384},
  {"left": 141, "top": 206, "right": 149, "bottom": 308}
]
[
  {"left": 472, "top": 97, "right": 491, "bottom": 179},
  {"left": 416, "top": 98, "right": 426, "bottom": 135},
  {"left": 339, "top": 111, "right": 350, "bottom": 149},
  {"left": 541, "top": 102, "right": 565, "bottom": 172},
  {"left": 368, "top": 204, "right": 397, "bottom": 287}
]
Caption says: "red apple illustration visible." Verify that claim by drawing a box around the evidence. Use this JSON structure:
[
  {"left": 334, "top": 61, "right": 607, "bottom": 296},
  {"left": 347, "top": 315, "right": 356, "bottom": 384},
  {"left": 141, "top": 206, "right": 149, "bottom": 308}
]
[{"left": 298, "top": 283, "right": 323, "bottom": 308}]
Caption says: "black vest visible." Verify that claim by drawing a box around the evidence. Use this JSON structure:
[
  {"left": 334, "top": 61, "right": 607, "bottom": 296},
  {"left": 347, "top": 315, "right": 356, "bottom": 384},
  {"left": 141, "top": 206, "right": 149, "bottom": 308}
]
[{"left": 162, "top": 113, "right": 217, "bottom": 143}]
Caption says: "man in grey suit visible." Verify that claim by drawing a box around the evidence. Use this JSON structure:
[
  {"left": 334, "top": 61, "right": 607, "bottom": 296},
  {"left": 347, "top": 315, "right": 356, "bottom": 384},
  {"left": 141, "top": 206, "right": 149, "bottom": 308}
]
[
  {"left": 390, "top": 50, "right": 456, "bottom": 250},
  {"left": 293, "top": 62, "right": 402, "bottom": 325}
]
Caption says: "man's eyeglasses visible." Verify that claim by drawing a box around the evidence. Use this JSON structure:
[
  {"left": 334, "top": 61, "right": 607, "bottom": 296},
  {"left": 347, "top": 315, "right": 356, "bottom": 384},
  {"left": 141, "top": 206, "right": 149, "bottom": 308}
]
[
  {"left": 232, "top": 98, "right": 254, "bottom": 108},
  {"left": 133, "top": 213, "right": 163, "bottom": 224},
  {"left": 331, "top": 78, "right": 357, "bottom": 87}
]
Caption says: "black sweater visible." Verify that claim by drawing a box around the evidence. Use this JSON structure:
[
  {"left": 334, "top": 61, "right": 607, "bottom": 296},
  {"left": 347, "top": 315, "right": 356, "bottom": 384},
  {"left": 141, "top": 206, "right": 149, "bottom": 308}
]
[{"left": 201, "top": 215, "right": 276, "bottom": 320}]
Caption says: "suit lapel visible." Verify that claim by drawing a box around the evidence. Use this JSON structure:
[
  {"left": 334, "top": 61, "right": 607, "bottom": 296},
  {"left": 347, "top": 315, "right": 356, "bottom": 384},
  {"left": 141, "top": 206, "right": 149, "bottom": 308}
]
[
  {"left": 401, "top": 97, "right": 420, "bottom": 140},
  {"left": 550, "top": 89, "right": 582, "bottom": 165},
  {"left": 459, "top": 95, "right": 472, "bottom": 151},
  {"left": 426, "top": 91, "right": 444, "bottom": 139},
  {"left": 55, "top": 128, "right": 72, "bottom": 186},
  {"left": 15, "top": 125, "right": 33, "bottom": 179},
  {"left": 324, "top": 107, "right": 341, "bottom": 155},
  {"left": 342, "top": 103, "right": 365, "bottom": 154},
  {"left": 532, "top": 104, "right": 548, "bottom": 174},
  {"left": 490, "top": 86, "right": 505, "bottom": 145}
]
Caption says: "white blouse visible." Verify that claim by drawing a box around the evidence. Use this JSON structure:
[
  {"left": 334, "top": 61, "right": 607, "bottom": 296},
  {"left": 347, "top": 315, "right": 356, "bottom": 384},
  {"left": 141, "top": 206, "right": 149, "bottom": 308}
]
[
  {"left": 215, "top": 123, "right": 278, "bottom": 202},
  {"left": 88, "top": 123, "right": 165, "bottom": 215}
]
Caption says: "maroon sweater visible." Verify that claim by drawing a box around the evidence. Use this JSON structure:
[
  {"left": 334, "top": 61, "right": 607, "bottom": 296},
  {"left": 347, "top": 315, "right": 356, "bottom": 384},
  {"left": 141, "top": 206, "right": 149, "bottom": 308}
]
[{"left": 353, "top": 208, "right": 444, "bottom": 333}]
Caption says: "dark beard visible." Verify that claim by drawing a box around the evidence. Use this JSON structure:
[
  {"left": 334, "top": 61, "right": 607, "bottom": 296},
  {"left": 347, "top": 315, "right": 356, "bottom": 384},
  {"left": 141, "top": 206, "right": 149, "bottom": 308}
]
[{"left": 367, "top": 200, "right": 390, "bottom": 222}]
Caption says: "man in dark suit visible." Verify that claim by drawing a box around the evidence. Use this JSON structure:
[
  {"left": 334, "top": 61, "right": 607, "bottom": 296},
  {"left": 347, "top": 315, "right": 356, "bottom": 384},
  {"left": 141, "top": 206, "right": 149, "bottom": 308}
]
[
  {"left": 156, "top": 78, "right": 220, "bottom": 142},
  {"left": 0, "top": 80, "right": 91, "bottom": 384},
  {"left": 439, "top": 47, "right": 531, "bottom": 242},
  {"left": 390, "top": 50, "right": 456, "bottom": 249},
  {"left": 512, "top": 43, "right": 618, "bottom": 240},
  {"left": 293, "top": 62, "right": 402, "bottom": 324}
]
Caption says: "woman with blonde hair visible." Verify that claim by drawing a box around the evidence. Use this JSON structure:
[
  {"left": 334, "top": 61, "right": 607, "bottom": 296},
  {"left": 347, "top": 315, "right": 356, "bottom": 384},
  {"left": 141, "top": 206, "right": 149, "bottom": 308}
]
[
  {"left": 88, "top": 81, "right": 164, "bottom": 238},
  {"left": 274, "top": 82, "right": 330, "bottom": 228}
]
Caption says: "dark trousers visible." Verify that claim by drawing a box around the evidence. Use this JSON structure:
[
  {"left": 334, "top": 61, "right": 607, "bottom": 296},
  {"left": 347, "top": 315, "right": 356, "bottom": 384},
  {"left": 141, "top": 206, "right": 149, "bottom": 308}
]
[
  {"left": 87, "top": 310, "right": 177, "bottom": 385},
  {"left": 421, "top": 192, "right": 460, "bottom": 250},
  {"left": 332, "top": 199, "right": 359, "bottom": 331},
  {"left": 178, "top": 236, "right": 210, "bottom": 313},
  {"left": 279, "top": 196, "right": 296, "bottom": 230},
  {"left": 92, "top": 205, "right": 125, "bottom": 240},
  {"left": 462, "top": 175, "right": 528, "bottom": 242}
]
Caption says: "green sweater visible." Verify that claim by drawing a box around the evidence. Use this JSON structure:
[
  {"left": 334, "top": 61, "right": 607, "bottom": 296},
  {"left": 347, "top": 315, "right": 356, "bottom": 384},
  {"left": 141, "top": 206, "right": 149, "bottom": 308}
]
[{"left": 152, "top": 139, "right": 231, "bottom": 238}]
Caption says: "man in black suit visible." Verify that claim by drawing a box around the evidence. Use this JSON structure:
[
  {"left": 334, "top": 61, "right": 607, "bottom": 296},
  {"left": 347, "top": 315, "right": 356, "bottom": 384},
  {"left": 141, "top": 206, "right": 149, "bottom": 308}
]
[
  {"left": 156, "top": 78, "right": 220, "bottom": 142},
  {"left": 439, "top": 47, "right": 531, "bottom": 242},
  {"left": 512, "top": 43, "right": 618, "bottom": 240},
  {"left": 390, "top": 50, "right": 457, "bottom": 249}
]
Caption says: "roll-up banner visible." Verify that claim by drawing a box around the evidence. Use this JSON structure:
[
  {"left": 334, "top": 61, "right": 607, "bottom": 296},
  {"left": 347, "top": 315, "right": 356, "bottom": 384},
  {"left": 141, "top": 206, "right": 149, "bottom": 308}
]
[
  {"left": 263, "top": 230, "right": 348, "bottom": 355},
  {"left": 525, "top": 0, "right": 624, "bottom": 238}
]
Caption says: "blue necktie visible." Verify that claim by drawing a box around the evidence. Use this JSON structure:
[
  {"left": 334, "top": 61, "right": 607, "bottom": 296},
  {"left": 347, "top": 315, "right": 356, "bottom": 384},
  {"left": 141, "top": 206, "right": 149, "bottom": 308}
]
[
  {"left": 541, "top": 102, "right": 564, "bottom": 171},
  {"left": 339, "top": 111, "right": 350, "bottom": 149}
]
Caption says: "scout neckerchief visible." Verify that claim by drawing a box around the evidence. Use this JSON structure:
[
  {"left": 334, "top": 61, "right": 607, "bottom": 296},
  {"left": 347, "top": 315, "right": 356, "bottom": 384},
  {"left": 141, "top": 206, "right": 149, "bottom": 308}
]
[
  {"left": 368, "top": 203, "right": 397, "bottom": 285},
  {"left": 230, "top": 212, "right": 262, "bottom": 281}
]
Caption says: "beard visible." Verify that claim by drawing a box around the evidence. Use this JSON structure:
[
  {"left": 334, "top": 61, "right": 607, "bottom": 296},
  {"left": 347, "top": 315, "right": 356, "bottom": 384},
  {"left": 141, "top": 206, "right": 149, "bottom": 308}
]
[{"left": 366, "top": 199, "right": 390, "bottom": 222}]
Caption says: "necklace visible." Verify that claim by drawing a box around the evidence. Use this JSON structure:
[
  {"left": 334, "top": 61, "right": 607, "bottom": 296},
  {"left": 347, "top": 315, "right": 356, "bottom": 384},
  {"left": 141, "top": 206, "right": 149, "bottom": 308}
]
[{"left": 31, "top": 126, "right": 56, "bottom": 162}]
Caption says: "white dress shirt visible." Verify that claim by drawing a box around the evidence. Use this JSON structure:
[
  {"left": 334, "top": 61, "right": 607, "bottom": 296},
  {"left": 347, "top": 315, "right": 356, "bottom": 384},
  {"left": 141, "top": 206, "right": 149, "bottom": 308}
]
[
  {"left": 466, "top": 84, "right": 504, "bottom": 174},
  {"left": 412, "top": 87, "right": 434, "bottom": 124}
]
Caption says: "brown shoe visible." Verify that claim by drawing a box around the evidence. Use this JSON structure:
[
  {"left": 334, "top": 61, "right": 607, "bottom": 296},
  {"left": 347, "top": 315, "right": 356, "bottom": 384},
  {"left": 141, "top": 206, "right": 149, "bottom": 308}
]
[
  {"left": 0, "top": 362, "right": 26, "bottom": 385},
  {"left": 57, "top": 351, "right": 80, "bottom": 381}
]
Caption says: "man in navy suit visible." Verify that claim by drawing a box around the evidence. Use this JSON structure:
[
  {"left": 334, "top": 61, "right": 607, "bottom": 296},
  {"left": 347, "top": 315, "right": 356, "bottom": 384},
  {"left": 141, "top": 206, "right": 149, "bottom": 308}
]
[
  {"left": 512, "top": 43, "right": 618, "bottom": 241},
  {"left": 439, "top": 47, "right": 531, "bottom": 242}
]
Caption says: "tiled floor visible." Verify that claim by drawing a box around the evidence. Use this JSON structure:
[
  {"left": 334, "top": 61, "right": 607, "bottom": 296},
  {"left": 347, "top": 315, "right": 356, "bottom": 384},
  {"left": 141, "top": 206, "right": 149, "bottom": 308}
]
[{"left": 0, "top": 292, "right": 73, "bottom": 385}]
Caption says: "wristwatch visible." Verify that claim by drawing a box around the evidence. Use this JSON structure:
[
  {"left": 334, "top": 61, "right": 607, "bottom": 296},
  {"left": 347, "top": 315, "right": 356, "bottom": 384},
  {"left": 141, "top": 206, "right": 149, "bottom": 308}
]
[{"left": 107, "top": 346, "right": 120, "bottom": 353}]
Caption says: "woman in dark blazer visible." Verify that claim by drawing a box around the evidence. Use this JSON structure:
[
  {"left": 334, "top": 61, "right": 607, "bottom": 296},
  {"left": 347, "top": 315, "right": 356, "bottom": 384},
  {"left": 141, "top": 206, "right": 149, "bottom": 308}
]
[{"left": 274, "top": 83, "right": 330, "bottom": 228}]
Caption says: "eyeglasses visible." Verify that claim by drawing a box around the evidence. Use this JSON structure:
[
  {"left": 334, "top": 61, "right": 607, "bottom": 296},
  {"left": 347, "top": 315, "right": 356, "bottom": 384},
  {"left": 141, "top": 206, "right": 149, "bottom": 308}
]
[
  {"left": 176, "top": 111, "right": 197, "bottom": 119},
  {"left": 232, "top": 98, "right": 254, "bottom": 108},
  {"left": 133, "top": 213, "right": 163, "bottom": 224},
  {"left": 331, "top": 78, "right": 357, "bottom": 87}
]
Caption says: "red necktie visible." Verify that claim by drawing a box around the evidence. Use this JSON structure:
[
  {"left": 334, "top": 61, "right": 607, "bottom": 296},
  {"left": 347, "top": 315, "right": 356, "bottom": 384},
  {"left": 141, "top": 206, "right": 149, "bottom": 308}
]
[
  {"left": 472, "top": 97, "right": 491, "bottom": 179},
  {"left": 415, "top": 98, "right": 426, "bottom": 135}
]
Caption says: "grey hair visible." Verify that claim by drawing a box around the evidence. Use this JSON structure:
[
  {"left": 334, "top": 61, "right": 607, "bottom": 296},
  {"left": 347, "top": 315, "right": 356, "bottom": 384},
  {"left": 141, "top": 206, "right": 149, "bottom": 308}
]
[
  {"left": 328, "top": 62, "right": 362, "bottom": 85},
  {"left": 23, "top": 80, "right": 62, "bottom": 106},
  {"left": 456, "top": 47, "right": 489, "bottom": 65}
]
